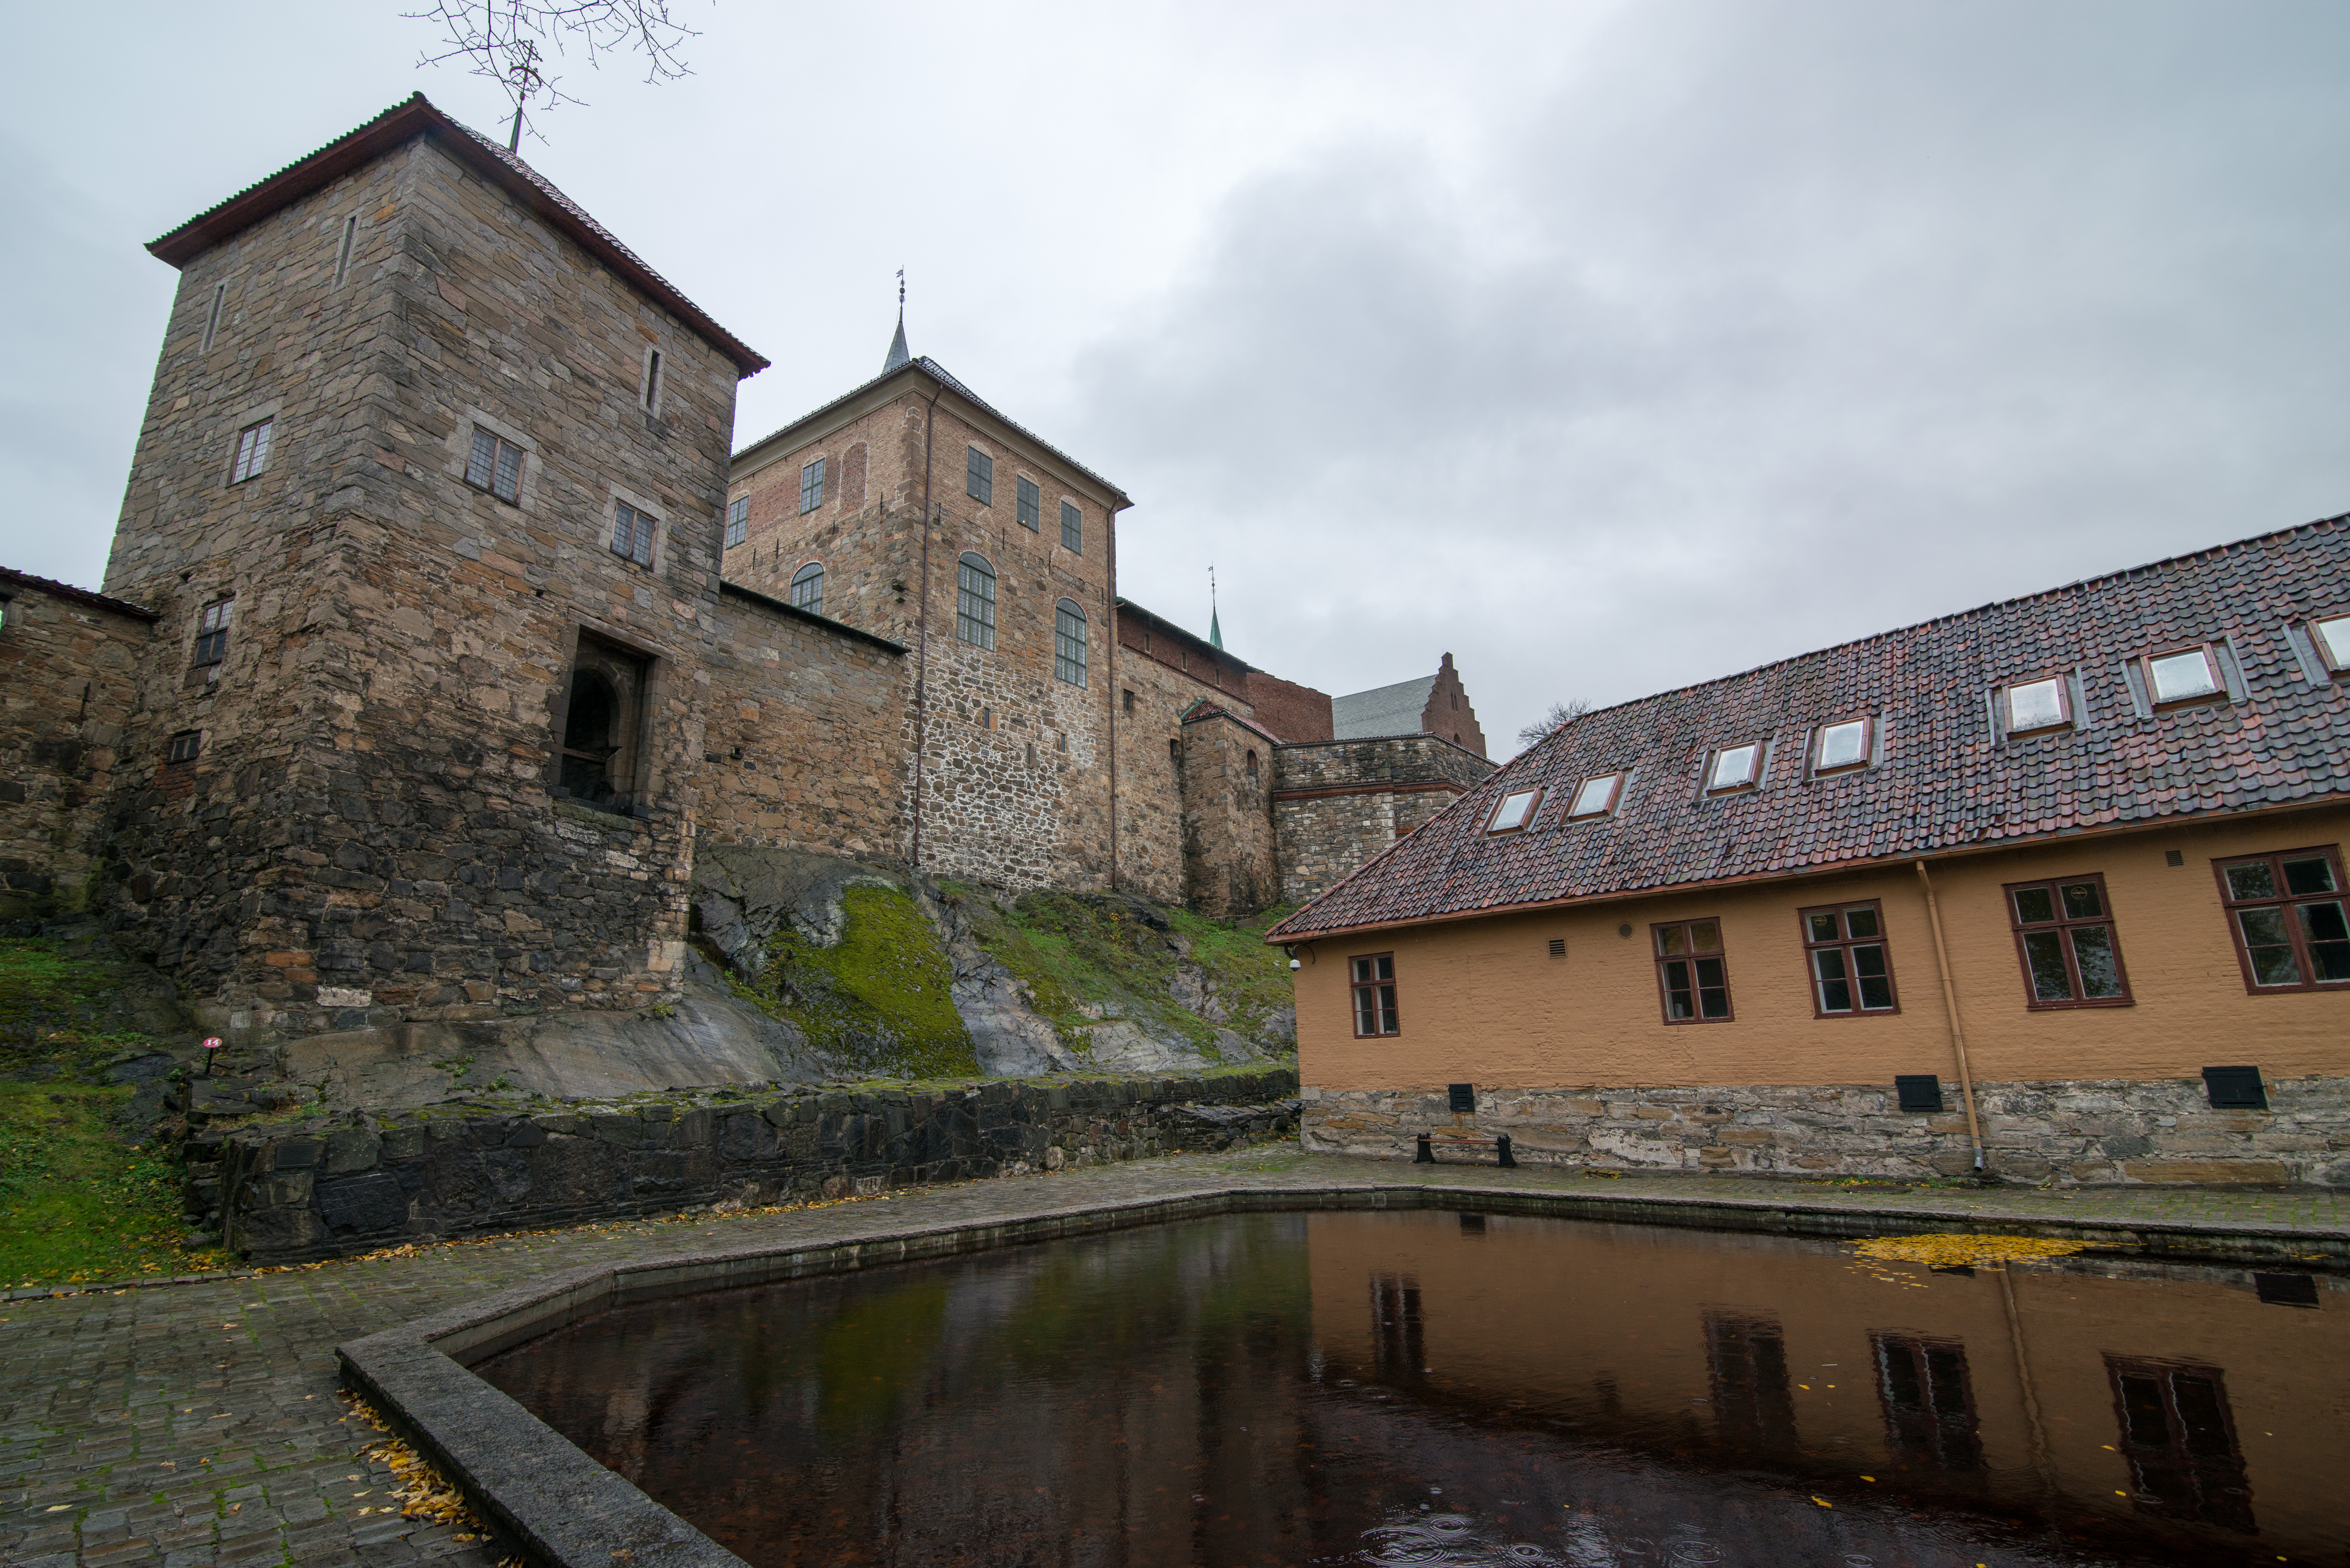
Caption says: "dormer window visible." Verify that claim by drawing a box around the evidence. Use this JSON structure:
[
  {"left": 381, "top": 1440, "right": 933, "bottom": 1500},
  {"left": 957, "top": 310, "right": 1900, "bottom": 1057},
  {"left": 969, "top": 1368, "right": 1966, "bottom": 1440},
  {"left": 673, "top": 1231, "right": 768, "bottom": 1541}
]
[
  {"left": 1566, "top": 773, "right": 1623, "bottom": 820},
  {"left": 2003, "top": 675, "right": 2071, "bottom": 736},
  {"left": 2142, "top": 645, "right": 2222, "bottom": 707},
  {"left": 1813, "top": 717, "right": 1871, "bottom": 774},
  {"left": 1706, "top": 743, "right": 1761, "bottom": 794},
  {"left": 2312, "top": 613, "right": 2350, "bottom": 673},
  {"left": 1487, "top": 788, "right": 1541, "bottom": 833}
]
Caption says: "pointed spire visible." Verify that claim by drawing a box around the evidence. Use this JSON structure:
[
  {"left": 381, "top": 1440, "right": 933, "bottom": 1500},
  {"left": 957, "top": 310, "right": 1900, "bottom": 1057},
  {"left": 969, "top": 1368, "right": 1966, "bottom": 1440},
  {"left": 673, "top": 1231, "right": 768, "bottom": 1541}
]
[
  {"left": 1209, "top": 564, "right": 1223, "bottom": 650},
  {"left": 883, "top": 269, "right": 910, "bottom": 373}
]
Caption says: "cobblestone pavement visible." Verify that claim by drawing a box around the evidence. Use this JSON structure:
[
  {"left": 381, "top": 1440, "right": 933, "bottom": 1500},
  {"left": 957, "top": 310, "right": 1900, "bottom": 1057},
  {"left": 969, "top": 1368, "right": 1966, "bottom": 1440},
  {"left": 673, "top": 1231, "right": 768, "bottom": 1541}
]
[{"left": 5, "top": 1148, "right": 2346, "bottom": 1566}]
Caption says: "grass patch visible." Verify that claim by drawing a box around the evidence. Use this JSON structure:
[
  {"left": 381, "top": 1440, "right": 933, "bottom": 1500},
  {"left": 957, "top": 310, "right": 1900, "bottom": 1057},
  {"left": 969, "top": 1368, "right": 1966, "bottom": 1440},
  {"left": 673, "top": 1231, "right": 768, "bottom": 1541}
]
[
  {"left": 743, "top": 884, "right": 980, "bottom": 1079},
  {"left": 0, "top": 1081, "right": 220, "bottom": 1286},
  {"left": 941, "top": 886, "right": 1297, "bottom": 1063}
]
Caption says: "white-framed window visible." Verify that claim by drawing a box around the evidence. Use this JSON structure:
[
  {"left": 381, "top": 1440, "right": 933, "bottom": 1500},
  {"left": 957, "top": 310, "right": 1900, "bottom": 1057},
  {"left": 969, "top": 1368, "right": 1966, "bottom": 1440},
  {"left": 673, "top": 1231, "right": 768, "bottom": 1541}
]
[
  {"left": 1706, "top": 743, "right": 1761, "bottom": 794},
  {"left": 1055, "top": 599, "right": 1087, "bottom": 686},
  {"left": 1487, "top": 787, "right": 1542, "bottom": 833},
  {"left": 789, "top": 561, "right": 823, "bottom": 614},
  {"left": 957, "top": 552, "right": 996, "bottom": 648},
  {"left": 2141, "top": 645, "right": 2222, "bottom": 707},
  {"left": 611, "top": 501, "right": 656, "bottom": 567},
  {"left": 2312, "top": 613, "right": 2350, "bottom": 673},
  {"left": 466, "top": 427, "right": 524, "bottom": 503},
  {"left": 2003, "top": 674, "right": 2071, "bottom": 736},
  {"left": 726, "top": 497, "right": 748, "bottom": 547},
  {"left": 1813, "top": 716, "right": 1872, "bottom": 773},
  {"left": 229, "top": 418, "right": 273, "bottom": 485},
  {"left": 1566, "top": 773, "right": 1624, "bottom": 820},
  {"left": 799, "top": 458, "right": 825, "bottom": 515}
]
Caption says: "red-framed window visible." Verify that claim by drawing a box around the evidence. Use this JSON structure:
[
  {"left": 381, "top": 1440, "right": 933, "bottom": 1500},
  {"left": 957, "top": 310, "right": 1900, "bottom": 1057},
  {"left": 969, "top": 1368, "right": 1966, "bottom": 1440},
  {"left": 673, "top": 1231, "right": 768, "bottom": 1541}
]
[
  {"left": 2214, "top": 846, "right": 2350, "bottom": 992},
  {"left": 2005, "top": 873, "right": 2131, "bottom": 1008},
  {"left": 1812, "top": 715, "right": 1873, "bottom": 774},
  {"left": 1705, "top": 743, "right": 1762, "bottom": 794},
  {"left": 1486, "top": 788, "right": 1541, "bottom": 834},
  {"left": 2310, "top": 613, "right": 2350, "bottom": 674},
  {"left": 1565, "top": 772, "right": 1624, "bottom": 820},
  {"left": 1799, "top": 900, "right": 1898, "bottom": 1016},
  {"left": 2140, "top": 644, "right": 2224, "bottom": 708},
  {"left": 1654, "top": 919, "right": 1732, "bottom": 1022},
  {"left": 2001, "top": 673, "right": 2072, "bottom": 736},
  {"left": 1350, "top": 954, "right": 1399, "bottom": 1037}
]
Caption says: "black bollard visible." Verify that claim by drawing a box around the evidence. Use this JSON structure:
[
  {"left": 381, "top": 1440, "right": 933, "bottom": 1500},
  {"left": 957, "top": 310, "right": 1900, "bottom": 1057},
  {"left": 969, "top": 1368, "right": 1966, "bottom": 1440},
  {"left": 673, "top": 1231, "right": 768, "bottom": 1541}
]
[{"left": 1497, "top": 1133, "right": 1516, "bottom": 1169}]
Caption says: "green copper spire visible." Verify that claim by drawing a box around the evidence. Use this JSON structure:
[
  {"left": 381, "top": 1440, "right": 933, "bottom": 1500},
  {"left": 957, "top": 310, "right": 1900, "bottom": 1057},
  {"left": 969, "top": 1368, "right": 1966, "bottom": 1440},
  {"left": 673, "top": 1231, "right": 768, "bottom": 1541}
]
[{"left": 1209, "top": 564, "right": 1223, "bottom": 650}]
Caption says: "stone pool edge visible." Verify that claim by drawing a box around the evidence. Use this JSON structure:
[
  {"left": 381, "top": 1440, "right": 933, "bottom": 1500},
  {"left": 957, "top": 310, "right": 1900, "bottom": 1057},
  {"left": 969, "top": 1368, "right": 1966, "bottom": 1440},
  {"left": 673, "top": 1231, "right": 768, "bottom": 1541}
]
[{"left": 336, "top": 1179, "right": 2350, "bottom": 1568}]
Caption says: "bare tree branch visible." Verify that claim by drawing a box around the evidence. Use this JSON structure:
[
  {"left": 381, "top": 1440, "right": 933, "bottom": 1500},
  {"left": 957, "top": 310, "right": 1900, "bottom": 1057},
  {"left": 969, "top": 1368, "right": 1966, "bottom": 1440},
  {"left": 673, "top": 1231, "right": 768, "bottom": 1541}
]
[
  {"left": 406, "top": 0, "right": 702, "bottom": 136},
  {"left": 1516, "top": 698, "right": 1590, "bottom": 751}
]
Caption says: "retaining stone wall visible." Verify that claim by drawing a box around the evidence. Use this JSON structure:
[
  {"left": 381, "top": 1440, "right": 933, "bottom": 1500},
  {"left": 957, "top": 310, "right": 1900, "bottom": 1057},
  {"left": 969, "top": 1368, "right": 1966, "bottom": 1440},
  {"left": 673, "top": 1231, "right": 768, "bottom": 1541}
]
[
  {"left": 1301, "top": 1077, "right": 2350, "bottom": 1187},
  {"left": 194, "top": 1067, "right": 1300, "bottom": 1262}
]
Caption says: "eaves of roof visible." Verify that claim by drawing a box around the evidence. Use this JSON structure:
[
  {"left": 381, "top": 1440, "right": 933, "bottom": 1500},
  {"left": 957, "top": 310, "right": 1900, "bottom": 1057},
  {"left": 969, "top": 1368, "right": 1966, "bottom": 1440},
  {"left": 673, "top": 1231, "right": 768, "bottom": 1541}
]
[
  {"left": 732, "top": 358, "right": 1132, "bottom": 509},
  {"left": 146, "top": 94, "right": 769, "bottom": 378},
  {"left": 1181, "top": 702, "right": 1283, "bottom": 747},
  {"left": 1267, "top": 511, "right": 2350, "bottom": 944},
  {"left": 720, "top": 580, "right": 907, "bottom": 655},
  {"left": 0, "top": 566, "right": 159, "bottom": 622},
  {"left": 1114, "top": 598, "right": 1262, "bottom": 675}
]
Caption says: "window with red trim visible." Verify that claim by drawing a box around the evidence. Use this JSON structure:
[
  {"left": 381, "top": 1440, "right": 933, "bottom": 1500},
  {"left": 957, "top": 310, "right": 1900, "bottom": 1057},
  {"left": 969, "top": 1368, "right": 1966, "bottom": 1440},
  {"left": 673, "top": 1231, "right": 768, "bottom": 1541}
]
[
  {"left": 2005, "top": 874, "right": 2131, "bottom": 1007},
  {"left": 2140, "top": 645, "right": 2223, "bottom": 708},
  {"left": 2307, "top": 613, "right": 2350, "bottom": 675},
  {"left": 1654, "top": 919, "right": 1732, "bottom": 1022},
  {"left": 1565, "top": 772, "right": 1623, "bottom": 820},
  {"left": 1350, "top": 954, "right": 1399, "bottom": 1036},
  {"left": 2214, "top": 846, "right": 2350, "bottom": 992},
  {"left": 2002, "top": 674, "right": 2072, "bottom": 736},
  {"left": 1812, "top": 716, "right": 1872, "bottom": 774},
  {"left": 1486, "top": 788, "right": 1541, "bottom": 833}
]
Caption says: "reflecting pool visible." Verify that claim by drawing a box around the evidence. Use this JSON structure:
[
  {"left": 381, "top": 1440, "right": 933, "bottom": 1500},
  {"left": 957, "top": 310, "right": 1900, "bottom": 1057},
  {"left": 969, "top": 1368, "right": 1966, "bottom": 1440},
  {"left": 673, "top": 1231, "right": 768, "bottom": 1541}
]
[{"left": 478, "top": 1211, "right": 2344, "bottom": 1566}]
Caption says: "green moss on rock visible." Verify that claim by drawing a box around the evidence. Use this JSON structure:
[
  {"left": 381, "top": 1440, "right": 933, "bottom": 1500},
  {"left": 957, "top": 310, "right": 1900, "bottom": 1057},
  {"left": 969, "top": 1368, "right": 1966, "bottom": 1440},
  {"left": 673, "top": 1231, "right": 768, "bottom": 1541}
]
[{"left": 748, "top": 884, "right": 979, "bottom": 1079}]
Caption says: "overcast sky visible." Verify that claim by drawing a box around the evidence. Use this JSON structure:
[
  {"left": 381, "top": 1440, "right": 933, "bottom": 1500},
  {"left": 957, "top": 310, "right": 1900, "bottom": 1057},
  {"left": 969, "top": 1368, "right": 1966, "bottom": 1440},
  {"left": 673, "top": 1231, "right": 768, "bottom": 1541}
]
[{"left": 4, "top": 2, "right": 2345, "bottom": 754}]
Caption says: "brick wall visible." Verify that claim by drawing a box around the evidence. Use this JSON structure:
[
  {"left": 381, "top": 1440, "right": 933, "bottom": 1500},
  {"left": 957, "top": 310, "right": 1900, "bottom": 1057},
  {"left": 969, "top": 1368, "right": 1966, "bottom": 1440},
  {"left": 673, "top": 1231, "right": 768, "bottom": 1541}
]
[
  {"left": 1418, "top": 652, "right": 1488, "bottom": 757},
  {"left": 0, "top": 575, "right": 156, "bottom": 919},
  {"left": 1243, "top": 669, "right": 1335, "bottom": 743},
  {"left": 1272, "top": 735, "right": 1497, "bottom": 905},
  {"left": 95, "top": 132, "right": 746, "bottom": 1040}
]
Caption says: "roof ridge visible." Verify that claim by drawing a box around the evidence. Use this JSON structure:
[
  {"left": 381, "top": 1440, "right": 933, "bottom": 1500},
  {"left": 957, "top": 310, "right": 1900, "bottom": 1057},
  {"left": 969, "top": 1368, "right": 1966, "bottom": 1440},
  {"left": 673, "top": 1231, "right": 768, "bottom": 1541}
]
[{"left": 0, "top": 565, "right": 160, "bottom": 621}]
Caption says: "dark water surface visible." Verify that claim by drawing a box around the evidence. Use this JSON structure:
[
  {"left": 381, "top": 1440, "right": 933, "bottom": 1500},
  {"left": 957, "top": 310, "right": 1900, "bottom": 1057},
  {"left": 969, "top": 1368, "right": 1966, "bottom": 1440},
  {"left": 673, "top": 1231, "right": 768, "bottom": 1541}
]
[{"left": 478, "top": 1211, "right": 2345, "bottom": 1567}]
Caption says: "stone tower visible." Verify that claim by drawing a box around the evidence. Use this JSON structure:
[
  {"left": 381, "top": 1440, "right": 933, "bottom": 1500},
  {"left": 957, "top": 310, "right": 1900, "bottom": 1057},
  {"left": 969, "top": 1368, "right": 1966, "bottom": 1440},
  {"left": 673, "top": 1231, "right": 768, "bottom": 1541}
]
[{"left": 96, "top": 95, "right": 766, "bottom": 1042}]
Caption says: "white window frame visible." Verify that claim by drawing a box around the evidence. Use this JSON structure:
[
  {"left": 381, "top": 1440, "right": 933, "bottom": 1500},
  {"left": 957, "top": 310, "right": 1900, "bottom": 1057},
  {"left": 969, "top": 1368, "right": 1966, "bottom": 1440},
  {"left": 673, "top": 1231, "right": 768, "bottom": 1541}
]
[
  {"left": 2312, "top": 612, "right": 2350, "bottom": 674},
  {"left": 2140, "top": 644, "right": 2224, "bottom": 707}
]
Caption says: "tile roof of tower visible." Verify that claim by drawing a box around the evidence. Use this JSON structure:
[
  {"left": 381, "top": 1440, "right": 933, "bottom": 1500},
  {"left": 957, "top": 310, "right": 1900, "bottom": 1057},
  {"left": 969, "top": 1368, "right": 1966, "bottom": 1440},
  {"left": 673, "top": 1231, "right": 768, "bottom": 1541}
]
[
  {"left": 146, "top": 94, "right": 768, "bottom": 376},
  {"left": 1268, "top": 513, "right": 2350, "bottom": 942}
]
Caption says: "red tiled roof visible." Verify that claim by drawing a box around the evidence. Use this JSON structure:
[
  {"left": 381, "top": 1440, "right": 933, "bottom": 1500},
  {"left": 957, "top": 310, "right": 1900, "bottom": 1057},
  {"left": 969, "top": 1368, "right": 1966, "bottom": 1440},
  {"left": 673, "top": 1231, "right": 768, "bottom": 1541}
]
[
  {"left": 146, "top": 95, "right": 768, "bottom": 377},
  {"left": 1269, "top": 514, "right": 2350, "bottom": 942},
  {"left": 0, "top": 566, "right": 158, "bottom": 621}
]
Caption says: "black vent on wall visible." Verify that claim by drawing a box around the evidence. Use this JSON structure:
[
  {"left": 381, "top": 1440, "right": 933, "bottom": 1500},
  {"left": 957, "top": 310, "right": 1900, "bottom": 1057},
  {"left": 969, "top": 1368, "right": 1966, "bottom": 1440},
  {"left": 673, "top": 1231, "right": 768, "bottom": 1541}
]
[
  {"left": 2202, "top": 1065, "right": 2268, "bottom": 1110},
  {"left": 1547, "top": 938, "right": 1566, "bottom": 958},
  {"left": 1894, "top": 1075, "right": 1945, "bottom": 1113},
  {"left": 1447, "top": 1083, "right": 1476, "bottom": 1113},
  {"left": 2253, "top": 1272, "right": 2320, "bottom": 1308}
]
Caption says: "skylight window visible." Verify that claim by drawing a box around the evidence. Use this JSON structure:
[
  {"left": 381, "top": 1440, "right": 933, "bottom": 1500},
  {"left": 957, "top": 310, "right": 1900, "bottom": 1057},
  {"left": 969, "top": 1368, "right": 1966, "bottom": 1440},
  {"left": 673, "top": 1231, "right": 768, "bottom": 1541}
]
[
  {"left": 2314, "top": 614, "right": 2350, "bottom": 672},
  {"left": 1706, "top": 743, "right": 1760, "bottom": 794},
  {"left": 2004, "top": 676, "right": 2070, "bottom": 736},
  {"left": 1814, "top": 717, "right": 1871, "bottom": 773},
  {"left": 1566, "top": 773, "right": 1623, "bottom": 820},
  {"left": 1487, "top": 788, "right": 1541, "bottom": 833},
  {"left": 2143, "top": 646, "right": 2221, "bottom": 706}
]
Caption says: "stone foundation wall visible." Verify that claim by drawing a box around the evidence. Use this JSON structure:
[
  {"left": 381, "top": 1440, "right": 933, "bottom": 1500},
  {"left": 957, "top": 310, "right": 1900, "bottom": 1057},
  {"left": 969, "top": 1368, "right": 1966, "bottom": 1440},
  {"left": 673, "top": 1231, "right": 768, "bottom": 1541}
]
[
  {"left": 193, "top": 1067, "right": 1300, "bottom": 1261},
  {"left": 1301, "top": 1077, "right": 2350, "bottom": 1187}
]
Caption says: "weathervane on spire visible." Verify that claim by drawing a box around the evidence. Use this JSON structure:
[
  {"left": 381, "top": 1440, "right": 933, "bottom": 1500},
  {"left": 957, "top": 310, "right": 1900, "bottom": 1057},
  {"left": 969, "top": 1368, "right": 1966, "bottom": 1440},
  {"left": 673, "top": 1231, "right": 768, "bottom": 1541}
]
[
  {"left": 1209, "top": 564, "right": 1224, "bottom": 651},
  {"left": 883, "top": 268, "right": 911, "bottom": 373}
]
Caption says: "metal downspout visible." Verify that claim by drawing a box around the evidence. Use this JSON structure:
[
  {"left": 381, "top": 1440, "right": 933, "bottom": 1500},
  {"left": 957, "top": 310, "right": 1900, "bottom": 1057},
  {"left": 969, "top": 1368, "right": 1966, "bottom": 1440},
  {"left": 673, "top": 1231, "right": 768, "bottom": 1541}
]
[
  {"left": 910, "top": 382, "right": 942, "bottom": 871},
  {"left": 1915, "top": 858, "right": 1987, "bottom": 1174}
]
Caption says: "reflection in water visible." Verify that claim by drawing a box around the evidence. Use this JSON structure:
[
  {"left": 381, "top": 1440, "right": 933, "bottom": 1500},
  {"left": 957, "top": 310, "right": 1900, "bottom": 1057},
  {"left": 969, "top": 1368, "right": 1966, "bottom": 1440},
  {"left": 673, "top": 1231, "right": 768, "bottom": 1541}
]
[{"left": 478, "top": 1211, "right": 2343, "bottom": 1567}]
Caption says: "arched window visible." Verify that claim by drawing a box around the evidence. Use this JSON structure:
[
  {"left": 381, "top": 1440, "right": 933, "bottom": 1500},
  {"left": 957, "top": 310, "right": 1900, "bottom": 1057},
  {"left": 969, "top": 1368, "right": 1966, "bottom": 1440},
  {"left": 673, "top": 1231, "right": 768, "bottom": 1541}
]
[
  {"left": 1245, "top": 749, "right": 1259, "bottom": 778},
  {"left": 789, "top": 561, "right": 823, "bottom": 615},
  {"left": 957, "top": 552, "right": 996, "bottom": 648},
  {"left": 1054, "top": 598, "right": 1087, "bottom": 686}
]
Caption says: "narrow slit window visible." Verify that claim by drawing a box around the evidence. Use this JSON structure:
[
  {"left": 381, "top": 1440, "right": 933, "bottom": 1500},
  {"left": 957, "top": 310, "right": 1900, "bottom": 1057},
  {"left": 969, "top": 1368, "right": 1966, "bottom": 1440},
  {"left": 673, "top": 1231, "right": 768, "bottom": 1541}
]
[
  {"left": 1654, "top": 920, "right": 1732, "bottom": 1022},
  {"left": 966, "top": 447, "right": 993, "bottom": 506},
  {"left": 2143, "top": 645, "right": 2222, "bottom": 707},
  {"left": 1814, "top": 716, "right": 1872, "bottom": 773},
  {"left": 799, "top": 457, "right": 825, "bottom": 515},
  {"left": 1016, "top": 476, "right": 1041, "bottom": 530},
  {"left": 2311, "top": 613, "right": 2350, "bottom": 673},
  {"left": 725, "top": 497, "right": 748, "bottom": 548},
  {"left": 2004, "top": 675, "right": 2071, "bottom": 735},
  {"left": 640, "top": 348, "right": 663, "bottom": 412},
  {"left": 789, "top": 562, "right": 824, "bottom": 615},
  {"left": 1800, "top": 900, "right": 1898, "bottom": 1016},
  {"left": 956, "top": 552, "right": 996, "bottom": 648},
  {"left": 332, "top": 214, "right": 359, "bottom": 286},
  {"left": 2215, "top": 846, "right": 2350, "bottom": 991},
  {"left": 611, "top": 501, "right": 656, "bottom": 567},
  {"left": 1707, "top": 743, "right": 1760, "bottom": 794},
  {"left": 229, "top": 418, "right": 274, "bottom": 485},
  {"left": 166, "top": 731, "right": 202, "bottom": 765},
  {"left": 1061, "top": 500, "right": 1083, "bottom": 554},
  {"left": 1121, "top": 689, "right": 1135, "bottom": 716},
  {"left": 2005, "top": 873, "right": 2132, "bottom": 1007},
  {"left": 1566, "top": 773, "right": 1623, "bottom": 820},
  {"left": 1486, "top": 788, "right": 1541, "bottom": 833},
  {"left": 1054, "top": 599, "right": 1087, "bottom": 686},
  {"left": 200, "top": 282, "right": 226, "bottom": 353},
  {"left": 1350, "top": 954, "right": 1399, "bottom": 1037},
  {"left": 191, "top": 598, "right": 234, "bottom": 667},
  {"left": 465, "top": 428, "right": 524, "bottom": 503}
]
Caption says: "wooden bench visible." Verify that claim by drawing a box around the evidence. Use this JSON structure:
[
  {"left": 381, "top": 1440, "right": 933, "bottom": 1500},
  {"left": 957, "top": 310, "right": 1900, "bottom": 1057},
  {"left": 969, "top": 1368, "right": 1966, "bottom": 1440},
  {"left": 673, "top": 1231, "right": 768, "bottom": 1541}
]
[{"left": 1415, "top": 1131, "right": 1516, "bottom": 1168}]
